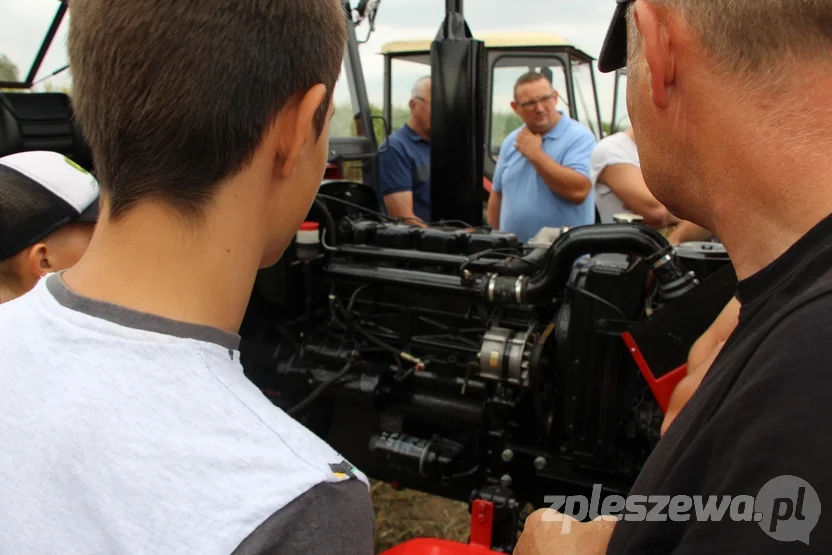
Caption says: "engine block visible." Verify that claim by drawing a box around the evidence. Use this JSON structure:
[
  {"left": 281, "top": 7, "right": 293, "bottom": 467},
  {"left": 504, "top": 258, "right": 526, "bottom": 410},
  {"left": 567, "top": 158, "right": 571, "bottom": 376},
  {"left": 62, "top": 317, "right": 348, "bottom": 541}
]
[{"left": 237, "top": 181, "right": 729, "bottom": 551}]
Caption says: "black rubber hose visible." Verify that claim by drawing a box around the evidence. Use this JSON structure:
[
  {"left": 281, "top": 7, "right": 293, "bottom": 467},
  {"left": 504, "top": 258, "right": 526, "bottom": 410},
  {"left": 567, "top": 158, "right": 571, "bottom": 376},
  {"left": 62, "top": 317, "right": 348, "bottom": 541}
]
[
  {"left": 333, "top": 244, "right": 542, "bottom": 275},
  {"left": 287, "top": 358, "right": 354, "bottom": 416},
  {"left": 486, "top": 224, "right": 691, "bottom": 305},
  {"left": 313, "top": 197, "right": 338, "bottom": 247}
]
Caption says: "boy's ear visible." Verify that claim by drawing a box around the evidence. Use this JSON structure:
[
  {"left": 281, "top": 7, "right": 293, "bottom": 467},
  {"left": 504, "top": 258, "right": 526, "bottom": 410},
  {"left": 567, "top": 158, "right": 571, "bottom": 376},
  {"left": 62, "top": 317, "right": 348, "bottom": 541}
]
[
  {"left": 24, "top": 243, "right": 53, "bottom": 277},
  {"left": 271, "top": 84, "right": 329, "bottom": 180}
]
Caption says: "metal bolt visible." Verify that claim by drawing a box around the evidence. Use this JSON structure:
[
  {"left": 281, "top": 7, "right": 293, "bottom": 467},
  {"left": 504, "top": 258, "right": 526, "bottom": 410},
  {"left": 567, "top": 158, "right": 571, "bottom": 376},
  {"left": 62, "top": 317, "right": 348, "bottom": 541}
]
[
  {"left": 534, "top": 456, "right": 547, "bottom": 470},
  {"left": 500, "top": 474, "right": 512, "bottom": 488},
  {"left": 501, "top": 449, "right": 514, "bottom": 462}
]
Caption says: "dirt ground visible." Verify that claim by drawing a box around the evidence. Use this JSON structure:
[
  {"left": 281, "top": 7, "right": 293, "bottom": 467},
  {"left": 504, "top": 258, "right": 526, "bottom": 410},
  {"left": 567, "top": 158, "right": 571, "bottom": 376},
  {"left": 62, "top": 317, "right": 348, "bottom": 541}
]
[{"left": 371, "top": 479, "right": 471, "bottom": 553}]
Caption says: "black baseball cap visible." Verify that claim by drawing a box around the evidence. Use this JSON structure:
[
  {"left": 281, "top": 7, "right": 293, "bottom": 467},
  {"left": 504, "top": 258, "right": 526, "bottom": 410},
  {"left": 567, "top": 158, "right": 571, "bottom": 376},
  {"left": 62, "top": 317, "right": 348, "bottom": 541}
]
[
  {"left": 598, "top": 0, "right": 633, "bottom": 73},
  {"left": 0, "top": 151, "right": 100, "bottom": 261}
]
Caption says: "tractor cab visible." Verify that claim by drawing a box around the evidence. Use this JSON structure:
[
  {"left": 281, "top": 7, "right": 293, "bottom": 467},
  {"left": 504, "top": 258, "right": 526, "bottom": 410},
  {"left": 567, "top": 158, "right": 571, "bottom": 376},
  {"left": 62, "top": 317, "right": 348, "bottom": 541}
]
[
  {"left": 0, "top": 0, "right": 383, "bottom": 191},
  {"left": 380, "top": 32, "right": 605, "bottom": 185},
  {"left": 610, "top": 67, "right": 630, "bottom": 134},
  {"left": 0, "top": 0, "right": 70, "bottom": 92},
  {"left": 0, "top": 1, "right": 90, "bottom": 167}
]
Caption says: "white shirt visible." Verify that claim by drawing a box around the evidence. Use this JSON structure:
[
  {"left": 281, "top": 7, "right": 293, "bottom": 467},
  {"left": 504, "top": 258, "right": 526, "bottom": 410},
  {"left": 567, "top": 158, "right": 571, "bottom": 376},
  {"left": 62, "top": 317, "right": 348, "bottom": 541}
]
[
  {"left": 0, "top": 273, "right": 373, "bottom": 555},
  {"left": 589, "top": 131, "right": 641, "bottom": 223}
]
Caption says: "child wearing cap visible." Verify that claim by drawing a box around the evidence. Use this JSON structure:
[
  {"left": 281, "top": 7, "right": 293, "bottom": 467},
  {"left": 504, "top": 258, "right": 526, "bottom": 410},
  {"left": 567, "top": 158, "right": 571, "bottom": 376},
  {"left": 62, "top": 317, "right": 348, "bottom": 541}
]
[{"left": 0, "top": 151, "right": 99, "bottom": 304}]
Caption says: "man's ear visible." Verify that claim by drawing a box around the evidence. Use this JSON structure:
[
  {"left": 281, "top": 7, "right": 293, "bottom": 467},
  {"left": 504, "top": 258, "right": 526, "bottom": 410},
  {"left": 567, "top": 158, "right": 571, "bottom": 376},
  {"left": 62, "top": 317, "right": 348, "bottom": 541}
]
[
  {"left": 511, "top": 100, "right": 519, "bottom": 115},
  {"left": 633, "top": 0, "right": 675, "bottom": 109},
  {"left": 271, "top": 84, "right": 328, "bottom": 181}
]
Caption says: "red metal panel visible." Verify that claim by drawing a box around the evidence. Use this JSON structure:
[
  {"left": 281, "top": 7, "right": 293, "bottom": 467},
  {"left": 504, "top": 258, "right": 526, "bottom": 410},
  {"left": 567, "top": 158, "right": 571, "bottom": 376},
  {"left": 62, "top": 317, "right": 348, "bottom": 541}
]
[
  {"left": 380, "top": 500, "right": 503, "bottom": 555},
  {"left": 621, "top": 331, "right": 687, "bottom": 413},
  {"left": 380, "top": 538, "right": 503, "bottom": 555}
]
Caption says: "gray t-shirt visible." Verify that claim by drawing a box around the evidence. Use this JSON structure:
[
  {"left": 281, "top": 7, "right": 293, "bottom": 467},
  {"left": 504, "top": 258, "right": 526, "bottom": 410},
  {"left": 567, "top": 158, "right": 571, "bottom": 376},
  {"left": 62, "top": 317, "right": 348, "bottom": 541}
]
[
  {"left": 589, "top": 131, "right": 640, "bottom": 223},
  {"left": 0, "top": 273, "right": 374, "bottom": 554}
]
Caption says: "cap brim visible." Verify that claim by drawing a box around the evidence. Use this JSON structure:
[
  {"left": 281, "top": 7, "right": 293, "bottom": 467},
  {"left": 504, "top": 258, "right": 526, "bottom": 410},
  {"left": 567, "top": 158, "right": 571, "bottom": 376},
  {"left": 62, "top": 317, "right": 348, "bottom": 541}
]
[
  {"left": 598, "top": 0, "right": 630, "bottom": 73},
  {"left": 76, "top": 198, "right": 100, "bottom": 223}
]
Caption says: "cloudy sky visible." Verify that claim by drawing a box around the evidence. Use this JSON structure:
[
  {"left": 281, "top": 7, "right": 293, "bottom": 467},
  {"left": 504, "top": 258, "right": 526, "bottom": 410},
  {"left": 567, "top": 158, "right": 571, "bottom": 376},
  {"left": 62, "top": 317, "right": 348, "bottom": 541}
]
[{"left": 1, "top": 0, "right": 625, "bottom": 123}]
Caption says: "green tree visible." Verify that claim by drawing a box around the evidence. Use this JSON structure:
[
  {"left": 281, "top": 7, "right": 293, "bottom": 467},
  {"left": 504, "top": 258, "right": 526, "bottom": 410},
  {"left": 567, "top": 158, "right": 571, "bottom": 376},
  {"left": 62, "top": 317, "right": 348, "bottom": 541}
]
[
  {"left": 0, "top": 54, "right": 20, "bottom": 83},
  {"left": 39, "top": 81, "right": 73, "bottom": 95}
]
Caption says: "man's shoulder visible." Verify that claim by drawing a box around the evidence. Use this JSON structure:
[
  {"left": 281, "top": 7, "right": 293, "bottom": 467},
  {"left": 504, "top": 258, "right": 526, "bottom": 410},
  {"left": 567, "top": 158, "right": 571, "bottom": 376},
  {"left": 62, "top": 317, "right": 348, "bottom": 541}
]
[
  {"left": 609, "top": 236, "right": 832, "bottom": 553},
  {"left": 0, "top": 293, "right": 373, "bottom": 552},
  {"left": 741, "top": 228, "right": 832, "bottom": 337},
  {"left": 502, "top": 126, "right": 523, "bottom": 146},
  {"left": 383, "top": 125, "right": 418, "bottom": 149},
  {"left": 678, "top": 269, "right": 832, "bottom": 438},
  {"left": 594, "top": 131, "right": 629, "bottom": 150},
  {"left": 379, "top": 127, "right": 404, "bottom": 153},
  {"left": 561, "top": 115, "right": 597, "bottom": 143},
  {"left": 710, "top": 255, "right": 832, "bottom": 392},
  {"left": 749, "top": 281, "right": 832, "bottom": 365},
  {"left": 610, "top": 291, "right": 832, "bottom": 553},
  {"left": 591, "top": 132, "right": 637, "bottom": 164},
  {"left": 0, "top": 283, "right": 56, "bottom": 342},
  {"left": 386, "top": 125, "right": 409, "bottom": 143},
  {"left": 232, "top": 479, "right": 374, "bottom": 555}
]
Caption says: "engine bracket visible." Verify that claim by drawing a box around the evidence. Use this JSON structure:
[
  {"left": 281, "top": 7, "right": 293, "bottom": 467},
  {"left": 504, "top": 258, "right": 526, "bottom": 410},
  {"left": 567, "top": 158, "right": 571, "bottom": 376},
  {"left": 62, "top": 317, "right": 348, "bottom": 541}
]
[{"left": 469, "top": 499, "right": 495, "bottom": 549}]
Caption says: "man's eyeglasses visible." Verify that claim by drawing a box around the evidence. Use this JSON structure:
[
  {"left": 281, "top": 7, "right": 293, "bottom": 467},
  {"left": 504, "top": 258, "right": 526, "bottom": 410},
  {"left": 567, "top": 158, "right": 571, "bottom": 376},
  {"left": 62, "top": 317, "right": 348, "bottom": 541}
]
[{"left": 516, "top": 93, "right": 555, "bottom": 109}]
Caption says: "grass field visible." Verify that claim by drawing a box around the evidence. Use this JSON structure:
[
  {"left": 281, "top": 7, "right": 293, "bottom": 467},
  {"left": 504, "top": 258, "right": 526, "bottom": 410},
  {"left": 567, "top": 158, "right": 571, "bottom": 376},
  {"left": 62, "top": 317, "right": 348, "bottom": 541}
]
[{"left": 371, "top": 480, "right": 471, "bottom": 553}]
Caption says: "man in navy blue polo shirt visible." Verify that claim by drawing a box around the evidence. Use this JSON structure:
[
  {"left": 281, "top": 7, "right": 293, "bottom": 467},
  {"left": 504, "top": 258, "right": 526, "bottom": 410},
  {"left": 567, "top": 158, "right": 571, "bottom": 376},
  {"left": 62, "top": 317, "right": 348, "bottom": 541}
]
[
  {"left": 487, "top": 72, "right": 597, "bottom": 243},
  {"left": 378, "top": 76, "right": 431, "bottom": 225}
]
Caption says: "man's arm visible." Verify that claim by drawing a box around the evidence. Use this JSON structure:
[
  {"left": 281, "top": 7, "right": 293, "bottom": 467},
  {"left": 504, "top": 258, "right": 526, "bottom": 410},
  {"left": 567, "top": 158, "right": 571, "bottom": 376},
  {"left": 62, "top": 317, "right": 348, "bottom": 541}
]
[
  {"left": 383, "top": 191, "right": 425, "bottom": 226},
  {"left": 515, "top": 128, "right": 594, "bottom": 205},
  {"left": 665, "top": 300, "right": 832, "bottom": 553},
  {"left": 514, "top": 510, "right": 617, "bottom": 555},
  {"left": 661, "top": 296, "right": 741, "bottom": 435},
  {"left": 667, "top": 220, "right": 713, "bottom": 244},
  {"left": 597, "top": 164, "right": 679, "bottom": 228},
  {"left": 487, "top": 191, "right": 502, "bottom": 229},
  {"left": 377, "top": 141, "right": 424, "bottom": 225}
]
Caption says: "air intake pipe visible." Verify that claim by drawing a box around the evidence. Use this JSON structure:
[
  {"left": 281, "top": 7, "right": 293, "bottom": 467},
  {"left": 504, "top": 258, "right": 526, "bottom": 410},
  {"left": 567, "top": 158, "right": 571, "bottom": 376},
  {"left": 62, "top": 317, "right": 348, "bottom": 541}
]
[{"left": 482, "top": 224, "right": 697, "bottom": 305}]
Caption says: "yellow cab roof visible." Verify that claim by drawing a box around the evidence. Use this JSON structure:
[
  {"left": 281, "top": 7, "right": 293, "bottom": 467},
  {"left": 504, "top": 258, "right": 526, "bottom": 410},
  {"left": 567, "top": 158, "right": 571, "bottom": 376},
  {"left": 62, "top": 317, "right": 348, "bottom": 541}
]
[{"left": 380, "top": 32, "right": 572, "bottom": 55}]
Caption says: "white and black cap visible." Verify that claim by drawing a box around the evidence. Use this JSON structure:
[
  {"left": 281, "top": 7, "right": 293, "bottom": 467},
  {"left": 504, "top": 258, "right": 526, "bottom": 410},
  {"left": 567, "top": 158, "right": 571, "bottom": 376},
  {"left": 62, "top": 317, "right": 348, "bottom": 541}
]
[{"left": 0, "top": 151, "right": 100, "bottom": 261}]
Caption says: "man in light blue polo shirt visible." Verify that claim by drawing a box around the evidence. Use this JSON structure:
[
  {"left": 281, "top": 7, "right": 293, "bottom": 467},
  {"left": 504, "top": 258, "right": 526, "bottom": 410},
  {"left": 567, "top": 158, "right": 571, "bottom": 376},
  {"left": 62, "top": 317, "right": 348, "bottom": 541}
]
[{"left": 487, "top": 72, "right": 597, "bottom": 243}]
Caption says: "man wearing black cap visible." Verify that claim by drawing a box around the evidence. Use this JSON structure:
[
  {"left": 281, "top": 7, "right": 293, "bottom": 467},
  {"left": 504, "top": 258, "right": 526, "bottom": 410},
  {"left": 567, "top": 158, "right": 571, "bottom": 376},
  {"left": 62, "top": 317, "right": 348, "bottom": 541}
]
[
  {"left": 515, "top": 0, "right": 832, "bottom": 553},
  {"left": 0, "top": 151, "right": 99, "bottom": 303}
]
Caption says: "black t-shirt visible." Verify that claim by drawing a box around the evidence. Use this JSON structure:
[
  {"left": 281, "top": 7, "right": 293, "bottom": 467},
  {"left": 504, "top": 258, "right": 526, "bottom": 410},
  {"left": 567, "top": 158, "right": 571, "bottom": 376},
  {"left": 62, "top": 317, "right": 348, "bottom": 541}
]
[{"left": 607, "top": 213, "right": 832, "bottom": 553}]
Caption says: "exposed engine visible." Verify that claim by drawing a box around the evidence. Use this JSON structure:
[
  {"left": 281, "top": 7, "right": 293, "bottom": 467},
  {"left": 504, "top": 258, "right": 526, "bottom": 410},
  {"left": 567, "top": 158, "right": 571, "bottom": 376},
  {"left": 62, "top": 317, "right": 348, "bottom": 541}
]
[{"left": 238, "top": 181, "right": 732, "bottom": 551}]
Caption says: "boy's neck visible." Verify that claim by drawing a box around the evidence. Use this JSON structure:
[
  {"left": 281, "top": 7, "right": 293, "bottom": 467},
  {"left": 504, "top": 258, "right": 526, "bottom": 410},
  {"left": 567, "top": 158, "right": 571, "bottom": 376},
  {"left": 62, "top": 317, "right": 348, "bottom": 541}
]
[{"left": 62, "top": 202, "right": 267, "bottom": 335}]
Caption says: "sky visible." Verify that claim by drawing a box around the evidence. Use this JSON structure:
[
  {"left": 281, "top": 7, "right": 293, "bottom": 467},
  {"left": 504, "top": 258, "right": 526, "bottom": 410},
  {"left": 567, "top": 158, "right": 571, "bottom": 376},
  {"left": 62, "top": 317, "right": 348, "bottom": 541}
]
[
  {"left": 0, "top": 0, "right": 626, "bottom": 124},
  {"left": 335, "top": 0, "right": 625, "bottom": 125}
]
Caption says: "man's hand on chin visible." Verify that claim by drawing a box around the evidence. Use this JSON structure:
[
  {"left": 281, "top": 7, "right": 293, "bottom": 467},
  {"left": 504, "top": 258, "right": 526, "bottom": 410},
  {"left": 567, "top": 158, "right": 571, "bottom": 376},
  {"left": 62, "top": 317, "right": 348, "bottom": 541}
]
[
  {"left": 515, "top": 127, "right": 543, "bottom": 161},
  {"left": 514, "top": 509, "right": 618, "bottom": 555}
]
